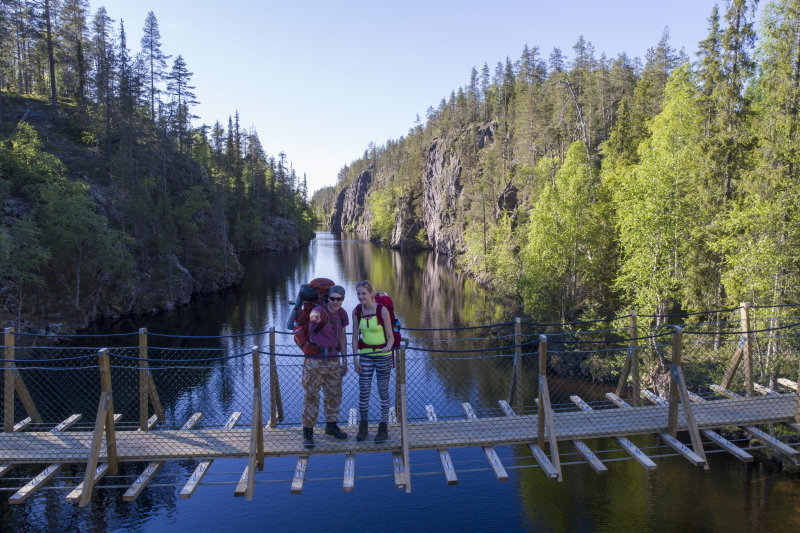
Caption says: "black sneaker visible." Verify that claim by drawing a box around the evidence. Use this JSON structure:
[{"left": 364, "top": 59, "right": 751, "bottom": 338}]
[
  {"left": 303, "top": 427, "right": 315, "bottom": 449},
  {"left": 375, "top": 422, "right": 388, "bottom": 442},
  {"left": 356, "top": 420, "right": 369, "bottom": 442},
  {"left": 325, "top": 422, "right": 347, "bottom": 440}
]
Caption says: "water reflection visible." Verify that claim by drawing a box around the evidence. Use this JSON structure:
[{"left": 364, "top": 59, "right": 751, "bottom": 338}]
[{"left": 3, "top": 231, "right": 800, "bottom": 532}]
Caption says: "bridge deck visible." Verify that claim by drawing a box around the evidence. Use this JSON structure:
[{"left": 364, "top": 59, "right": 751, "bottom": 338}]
[{"left": 0, "top": 395, "right": 794, "bottom": 463}]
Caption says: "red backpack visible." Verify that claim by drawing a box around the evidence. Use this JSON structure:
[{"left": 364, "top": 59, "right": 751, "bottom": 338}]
[
  {"left": 291, "top": 278, "right": 336, "bottom": 355},
  {"left": 355, "top": 292, "right": 402, "bottom": 351}
]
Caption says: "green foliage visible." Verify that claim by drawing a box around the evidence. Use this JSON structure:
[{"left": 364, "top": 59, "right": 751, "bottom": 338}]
[
  {"left": 520, "top": 141, "right": 602, "bottom": 320},
  {"left": 369, "top": 185, "right": 397, "bottom": 243}
]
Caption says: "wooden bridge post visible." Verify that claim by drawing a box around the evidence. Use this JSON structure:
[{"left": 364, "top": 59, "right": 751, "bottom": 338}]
[
  {"left": 538, "top": 335, "right": 546, "bottom": 450},
  {"left": 795, "top": 356, "right": 800, "bottom": 424},
  {"left": 741, "top": 303, "right": 753, "bottom": 398},
  {"left": 268, "top": 327, "right": 281, "bottom": 428},
  {"left": 4, "top": 328, "right": 14, "bottom": 432},
  {"left": 513, "top": 318, "right": 523, "bottom": 415},
  {"left": 668, "top": 328, "right": 680, "bottom": 436},
  {"left": 252, "top": 345, "right": 264, "bottom": 472},
  {"left": 98, "top": 348, "right": 118, "bottom": 475},
  {"left": 139, "top": 328, "right": 148, "bottom": 430},
  {"left": 398, "top": 339, "right": 412, "bottom": 493},
  {"left": 668, "top": 326, "right": 709, "bottom": 469},
  {"left": 615, "top": 311, "right": 640, "bottom": 405}
]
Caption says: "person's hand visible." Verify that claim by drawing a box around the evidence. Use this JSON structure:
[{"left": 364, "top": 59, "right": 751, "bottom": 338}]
[
  {"left": 355, "top": 362, "right": 363, "bottom": 374},
  {"left": 340, "top": 363, "right": 348, "bottom": 377},
  {"left": 309, "top": 309, "right": 322, "bottom": 323}
]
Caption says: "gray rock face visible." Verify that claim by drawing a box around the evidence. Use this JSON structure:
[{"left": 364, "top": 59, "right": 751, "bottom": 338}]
[
  {"left": 422, "top": 135, "right": 463, "bottom": 255},
  {"left": 331, "top": 170, "right": 372, "bottom": 234}
]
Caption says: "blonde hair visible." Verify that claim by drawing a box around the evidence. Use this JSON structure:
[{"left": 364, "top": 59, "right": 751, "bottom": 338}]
[{"left": 355, "top": 280, "right": 375, "bottom": 294}]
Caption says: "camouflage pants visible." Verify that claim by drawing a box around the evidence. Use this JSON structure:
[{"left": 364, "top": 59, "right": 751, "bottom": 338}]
[{"left": 301, "top": 357, "right": 343, "bottom": 427}]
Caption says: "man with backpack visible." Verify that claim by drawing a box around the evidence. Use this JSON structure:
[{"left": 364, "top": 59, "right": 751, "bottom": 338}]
[{"left": 301, "top": 284, "right": 349, "bottom": 448}]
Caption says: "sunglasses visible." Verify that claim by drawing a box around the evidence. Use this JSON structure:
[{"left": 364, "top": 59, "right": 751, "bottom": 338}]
[{"left": 328, "top": 296, "right": 343, "bottom": 301}]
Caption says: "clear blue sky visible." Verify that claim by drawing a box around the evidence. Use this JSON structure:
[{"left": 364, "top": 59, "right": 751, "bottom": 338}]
[{"left": 90, "top": 0, "right": 729, "bottom": 194}]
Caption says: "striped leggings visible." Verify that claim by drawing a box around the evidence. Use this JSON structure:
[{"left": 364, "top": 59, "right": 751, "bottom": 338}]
[{"left": 358, "top": 354, "right": 392, "bottom": 423}]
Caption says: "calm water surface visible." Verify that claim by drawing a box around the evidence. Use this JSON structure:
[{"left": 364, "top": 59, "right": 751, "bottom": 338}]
[{"left": 2, "top": 232, "right": 799, "bottom": 532}]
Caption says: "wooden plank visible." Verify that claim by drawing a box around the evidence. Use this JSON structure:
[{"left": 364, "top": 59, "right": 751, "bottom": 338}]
[
  {"left": 527, "top": 443, "right": 559, "bottom": 478},
  {"left": 392, "top": 452, "right": 407, "bottom": 489},
  {"left": 741, "top": 425, "right": 800, "bottom": 458},
  {"left": 52, "top": 414, "right": 82, "bottom": 433},
  {"left": 570, "top": 395, "right": 593, "bottom": 412},
  {"left": 571, "top": 395, "right": 656, "bottom": 470},
  {"left": 139, "top": 415, "right": 158, "bottom": 431},
  {"left": 437, "top": 449, "right": 458, "bottom": 485},
  {"left": 0, "top": 464, "right": 14, "bottom": 478},
  {"left": 605, "top": 393, "right": 633, "bottom": 409},
  {"left": 290, "top": 455, "right": 309, "bottom": 494},
  {"left": 348, "top": 408, "right": 357, "bottom": 427},
  {"left": 124, "top": 413, "right": 202, "bottom": 502},
  {"left": 425, "top": 405, "right": 438, "bottom": 422},
  {"left": 8, "top": 464, "right": 64, "bottom": 504},
  {"left": 234, "top": 466, "right": 249, "bottom": 497},
  {"left": 641, "top": 390, "right": 667, "bottom": 405},
  {"left": 122, "top": 461, "right": 163, "bottom": 502},
  {"left": 687, "top": 391, "right": 704, "bottom": 403},
  {"left": 700, "top": 429, "right": 753, "bottom": 462},
  {"left": 784, "top": 421, "right": 800, "bottom": 433},
  {"left": 343, "top": 453, "right": 355, "bottom": 492},
  {"left": 13, "top": 417, "right": 32, "bottom": 432},
  {"left": 754, "top": 383, "right": 779, "bottom": 396},
  {"left": 659, "top": 433, "right": 706, "bottom": 467},
  {"left": 462, "top": 402, "right": 477, "bottom": 421},
  {"left": 498, "top": 400, "right": 516, "bottom": 417},
  {"left": 179, "top": 411, "right": 240, "bottom": 498},
  {"left": 482, "top": 446, "right": 508, "bottom": 482},
  {"left": 572, "top": 440, "right": 608, "bottom": 474},
  {"left": 778, "top": 378, "right": 798, "bottom": 391},
  {"left": 616, "top": 437, "right": 658, "bottom": 470},
  {"left": 711, "top": 384, "right": 740, "bottom": 400}
]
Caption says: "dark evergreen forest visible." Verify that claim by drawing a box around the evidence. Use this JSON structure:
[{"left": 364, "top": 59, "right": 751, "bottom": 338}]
[
  {"left": 318, "top": 0, "right": 800, "bottom": 324},
  {"left": 0, "top": 2, "right": 313, "bottom": 331}
]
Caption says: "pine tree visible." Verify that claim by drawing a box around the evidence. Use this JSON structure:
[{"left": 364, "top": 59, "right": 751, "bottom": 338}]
[{"left": 139, "top": 11, "right": 169, "bottom": 120}]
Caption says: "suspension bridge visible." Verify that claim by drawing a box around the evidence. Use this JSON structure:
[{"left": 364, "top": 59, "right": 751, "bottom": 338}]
[{"left": 1, "top": 303, "right": 799, "bottom": 506}]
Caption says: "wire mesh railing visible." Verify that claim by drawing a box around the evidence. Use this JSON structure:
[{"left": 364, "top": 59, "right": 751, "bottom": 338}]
[{"left": 1, "top": 303, "right": 800, "bottom": 501}]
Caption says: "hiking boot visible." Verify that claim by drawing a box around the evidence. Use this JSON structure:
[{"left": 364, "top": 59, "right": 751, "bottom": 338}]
[
  {"left": 325, "top": 422, "right": 347, "bottom": 440},
  {"left": 356, "top": 420, "right": 369, "bottom": 442},
  {"left": 303, "top": 427, "right": 315, "bottom": 449},
  {"left": 375, "top": 422, "right": 388, "bottom": 442}
]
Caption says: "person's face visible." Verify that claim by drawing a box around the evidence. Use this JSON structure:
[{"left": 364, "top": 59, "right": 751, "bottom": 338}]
[
  {"left": 356, "top": 287, "right": 373, "bottom": 304},
  {"left": 327, "top": 292, "right": 344, "bottom": 312}
]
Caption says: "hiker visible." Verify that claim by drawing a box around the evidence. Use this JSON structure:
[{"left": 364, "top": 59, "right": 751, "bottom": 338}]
[
  {"left": 352, "top": 280, "right": 395, "bottom": 442},
  {"left": 301, "top": 284, "right": 349, "bottom": 448}
]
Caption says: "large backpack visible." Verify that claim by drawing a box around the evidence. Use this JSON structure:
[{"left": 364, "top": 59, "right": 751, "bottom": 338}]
[
  {"left": 290, "top": 278, "right": 336, "bottom": 355},
  {"left": 355, "top": 292, "right": 402, "bottom": 351}
]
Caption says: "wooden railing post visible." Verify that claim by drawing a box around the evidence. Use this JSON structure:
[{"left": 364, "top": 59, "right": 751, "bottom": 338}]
[
  {"left": 669, "top": 326, "right": 708, "bottom": 469},
  {"left": 139, "top": 328, "right": 148, "bottom": 430},
  {"left": 268, "top": 327, "right": 283, "bottom": 427},
  {"left": 668, "top": 328, "right": 680, "bottom": 436},
  {"left": 631, "top": 312, "right": 640, "bottom": 407},
  {"left": 741, "top": 303, "right": 753, "bottom": 398},
  {"left": 538, "top": 335, "right": 546, "bottom": 450},
  {"left": 513, "top": 318, "right": 523, "bottom": 415},
  {"left": 246, "top": 345, "right": 263, "bottom": 501},
  {"left": 98, "top": 348, "right": 117, "bottom": 474},
  {"left": 398, "top": 339, "right": 411, "bottom": 493},
  {"left": 615, "top": 311, "right": 640, "bottom": 405},
  {"left": 795, "top": 356, "right": 800, "bottom": 424},
  {"left": 4, "top": 328, "right": 14, "bottom": 432}
]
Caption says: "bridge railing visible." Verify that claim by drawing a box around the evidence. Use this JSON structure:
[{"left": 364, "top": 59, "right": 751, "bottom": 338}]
[{"left": 2, "top": 303, "right": 799, "bottom": 459}]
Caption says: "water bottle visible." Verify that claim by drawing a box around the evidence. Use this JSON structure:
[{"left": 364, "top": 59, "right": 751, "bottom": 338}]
[{"left": 393, "top": 318, "right": 401, "bottom": 333}]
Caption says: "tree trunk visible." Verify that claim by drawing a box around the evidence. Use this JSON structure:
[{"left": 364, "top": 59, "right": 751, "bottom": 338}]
[{"left": 44, "top": 0, "right": 58, "bottom": 109}]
